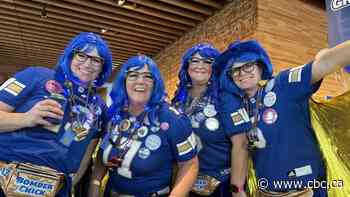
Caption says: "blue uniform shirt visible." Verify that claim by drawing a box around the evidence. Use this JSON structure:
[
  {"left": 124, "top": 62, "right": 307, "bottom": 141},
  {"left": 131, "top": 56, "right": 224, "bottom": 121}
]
[
  {"left": 0, "top": 67, "right": 107, "bottom": 195},
  {"left": 100, "top": 103, "right": 197, "bottom": 197},
  {"left": 221, "top": 63, "right": 325, "bottom": 191},
  {"left": 176, "top": 97, "right": 231, "bottom": 182}
]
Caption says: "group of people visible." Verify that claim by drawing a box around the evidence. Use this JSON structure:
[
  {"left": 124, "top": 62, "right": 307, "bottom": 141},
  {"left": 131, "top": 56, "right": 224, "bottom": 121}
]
[{"left": 0, "top": 31, "right": 349, "bottom": 197}]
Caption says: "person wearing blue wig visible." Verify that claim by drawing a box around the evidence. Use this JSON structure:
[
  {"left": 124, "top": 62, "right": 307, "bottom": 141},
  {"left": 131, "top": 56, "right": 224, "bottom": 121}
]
[
  {"left": 217, "top": 39, "right": 350, "bottom": 197},
  {"left": 89, "top": 55, "right": 199, "bottom": 197},
  {"left": 172, "top": 43, "right": 248, "bottom": 197},
  {"left": 0, "top": 32, "right": 112, "bottom": 197}
]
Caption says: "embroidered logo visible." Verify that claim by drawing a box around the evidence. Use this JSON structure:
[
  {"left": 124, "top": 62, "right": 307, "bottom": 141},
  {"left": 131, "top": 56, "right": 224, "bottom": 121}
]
[
  {"left": 0, "top": 78, "right": 26, "bottom": 96},
  {"left": 288, "top": 65, "right": 304, "bottom": 83},
  {"left": 230, "top": 108, "right": 250, "bottom": 126}
]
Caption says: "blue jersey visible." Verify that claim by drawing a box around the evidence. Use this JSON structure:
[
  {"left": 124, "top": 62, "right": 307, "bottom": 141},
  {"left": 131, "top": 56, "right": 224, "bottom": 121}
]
[
  {"left": 0, "top": 67, "right": 107, "bottom": 195},
  {"left": 221, "top": 63, "right": 325, "bottom": 191},
  {"left": 176, "top": 97, "right": 231, "bottom": 182},
  {"left": 100, "top": 103, "right": 197, "bottom": 197}
]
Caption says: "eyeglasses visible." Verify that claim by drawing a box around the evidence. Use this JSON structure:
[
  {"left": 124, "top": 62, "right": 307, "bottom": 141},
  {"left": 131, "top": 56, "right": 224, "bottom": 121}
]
[
  {"left": 230, "top": 62, "right": 257, "bottom": 77},
  {"left": 189, "top": 57, "right": 214, "bottom": 65},
  {"left": 126, "top": 71, "right": 154, "bottom": 83},
  {"left": 74, "top": 51, "right": 104, "bottom": 68}
]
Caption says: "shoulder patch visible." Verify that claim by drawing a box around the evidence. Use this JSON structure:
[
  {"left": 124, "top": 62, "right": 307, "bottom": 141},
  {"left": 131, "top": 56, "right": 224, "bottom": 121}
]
[
  {"left": 288, "top": 65, "right": 304, "bottom": 83},
  {"left": 0, "top": 78, "right": 26, "bottom": 96},
  {"left": 176, "top": 132, "right": 196, "bottom": 156},
  {"left": 230, "top": 108, "right": 250, "bottom": 126}
]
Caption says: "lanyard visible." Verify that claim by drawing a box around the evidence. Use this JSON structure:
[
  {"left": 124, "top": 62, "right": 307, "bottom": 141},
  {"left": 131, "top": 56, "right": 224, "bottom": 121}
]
[
  {"left": 243, "top": 87, "right": 263, "bottom": 128},
  {"left": 64, "top": 80, "right": 96, "bottom": 132},
  {"left": 108, "top": 110, "right": 148, "bottom": 167}
]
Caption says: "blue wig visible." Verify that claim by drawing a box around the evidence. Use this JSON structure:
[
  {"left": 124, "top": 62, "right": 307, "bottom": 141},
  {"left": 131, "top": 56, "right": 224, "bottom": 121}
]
[
  {"left": 109, "top": 55, "right": 166, "bottom": 122},
  {"left": 55, "top": 32, "right": 112, "bottom": 87},
  {"left": 172, "top": 43, "right": 220, "bottom": 107},
  {"left": 217, "top": 40, "right": 273, "bottom": 96}
]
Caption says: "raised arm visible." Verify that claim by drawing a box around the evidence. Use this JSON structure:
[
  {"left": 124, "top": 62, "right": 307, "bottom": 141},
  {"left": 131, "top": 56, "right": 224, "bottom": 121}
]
[{"left": 312, "top": 39, "right": 350, "bottom": 84}]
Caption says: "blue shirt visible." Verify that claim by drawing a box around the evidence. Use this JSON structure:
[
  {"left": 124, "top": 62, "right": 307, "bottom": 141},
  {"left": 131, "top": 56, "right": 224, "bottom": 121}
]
[
  {"left": 221, "top": 63, "right": 325, "bottom": 191},
  {"left": 0, "top": 67, "right": 107, "bottom": 195},
  {"left": 100, "top": 103, "right": 197, "bottom": 197},
  {"left": 176, "top": 97, "right": 231, "bottom": 182}
]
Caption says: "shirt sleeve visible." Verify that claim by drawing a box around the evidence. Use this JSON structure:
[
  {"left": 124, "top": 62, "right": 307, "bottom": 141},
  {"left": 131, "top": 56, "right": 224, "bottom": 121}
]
[
  {"left": 218, "top": 92, "right": 252, "bottom": 137},
  {"left": 276, "top": 62, "right": 322, "bottom": 101},
  {"left": 0, "top": 67, "right": 37, "bottom": 108},
  {"left": 167, "top": 114, "right": 197, "bottom": 162}
]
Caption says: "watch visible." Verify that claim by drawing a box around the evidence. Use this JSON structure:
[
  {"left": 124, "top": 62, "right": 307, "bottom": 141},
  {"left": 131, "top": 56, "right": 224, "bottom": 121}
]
[{"left": 230, "top": 184, "right": 244, "bottom": 193}]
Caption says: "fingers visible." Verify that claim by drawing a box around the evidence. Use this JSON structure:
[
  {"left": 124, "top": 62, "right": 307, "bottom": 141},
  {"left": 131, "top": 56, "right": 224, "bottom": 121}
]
[
  {"left": 41, "top": 111, "right": 63, "bottom": 120},
  {"left": 36, "top": 99, "right": 64, "bottom": 116},
  {"left": 37, "top": 118, "right": 53, "bottom": 127},
  {"left": 38, "top": 105, "right": 64, "bottom": 117},
  {"left": 40, "top": 99, "right": 62, "bottom": 109}
]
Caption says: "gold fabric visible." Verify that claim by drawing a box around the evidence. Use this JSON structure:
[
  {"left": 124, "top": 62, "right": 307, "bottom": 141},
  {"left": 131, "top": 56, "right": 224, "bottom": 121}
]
[
  {"left": 310, "top": 91, "right": 350, "bottom": 196},
  {"left": 248, "top": 91, "right": 350, "bottom": 196},
  {"left": 248, "top": 158, "right": 258, "bottom": 197}
]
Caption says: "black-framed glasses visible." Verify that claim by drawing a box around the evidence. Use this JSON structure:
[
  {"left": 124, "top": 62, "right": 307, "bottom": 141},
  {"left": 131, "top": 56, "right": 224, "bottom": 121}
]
[
  {"left": 126, "top": 71, "right": 154, "bottom": 83},
  {"left": 74, "top": 51, "right": 104, "bottom": 68},
  {"left": 189, "top": 57, "right": 214, "bottom": 65},
  {"left": 230, "top": 62, "right": 257, "bottom": 77}
]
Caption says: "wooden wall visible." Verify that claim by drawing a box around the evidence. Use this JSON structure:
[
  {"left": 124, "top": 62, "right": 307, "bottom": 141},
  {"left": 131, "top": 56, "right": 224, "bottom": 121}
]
[
  {"left": 253, "top": 0, "right": 350, "bottom": 99},
  {"left": 155, "top": 0, "right": 350, "bottom": 100},
  {"left": 155, "top": 0, "right": 257, "bottom": 98}
]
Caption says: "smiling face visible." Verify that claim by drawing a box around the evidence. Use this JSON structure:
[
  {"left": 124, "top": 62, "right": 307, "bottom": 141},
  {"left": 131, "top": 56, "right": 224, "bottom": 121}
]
[
  {"left": 187, "top": 53, "right": 213, "bottom": 86},
  {"left": 231, "top": 61, "right": 263, "bottom": 96},
  {"left": 125, "top": 64, "right": 154, "bottom": 108},
  {"left": 70, "top": 47, "right": 103, "bottom": 83}
]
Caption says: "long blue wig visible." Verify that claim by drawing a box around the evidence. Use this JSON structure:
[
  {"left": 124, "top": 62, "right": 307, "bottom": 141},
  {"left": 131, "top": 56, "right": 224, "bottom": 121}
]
[
  {"left": 217, "top": 40, "right": 273, "bottom": 96},
  {"left": 109, "top": 55, "right": 166, "bottom": 122},
  {"left": 55, "top": 32, "right": 112, "bottom": 87},
  {"left": 171, "top": 43, "right": 220, "bottom": 107}
]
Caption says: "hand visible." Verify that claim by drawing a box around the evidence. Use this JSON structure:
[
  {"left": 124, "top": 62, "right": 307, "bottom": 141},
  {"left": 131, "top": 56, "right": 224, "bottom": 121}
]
[
  {"left": 232, "top": 191, "right": 247, "bottom": 197},
  {"left": 24, "top": 99, "right": 64, "bottom": 127}
]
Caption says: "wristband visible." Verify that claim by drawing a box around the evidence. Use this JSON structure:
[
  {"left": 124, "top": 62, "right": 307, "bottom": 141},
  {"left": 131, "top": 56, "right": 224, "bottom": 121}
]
[{"left": 230, "top": 184, "right": 244, "bottom": 193}]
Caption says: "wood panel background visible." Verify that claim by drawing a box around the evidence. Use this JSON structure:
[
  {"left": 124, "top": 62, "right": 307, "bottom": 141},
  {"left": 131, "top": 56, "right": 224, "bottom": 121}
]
[
  {"left": 156, "top": 0, "right": 350, "bottom": 100},
  {"left": 253, "top": 0, "right": 350, "bottom": 100},
  {"left": 155, "top": 0, "right": 257, "bottom": 99}
]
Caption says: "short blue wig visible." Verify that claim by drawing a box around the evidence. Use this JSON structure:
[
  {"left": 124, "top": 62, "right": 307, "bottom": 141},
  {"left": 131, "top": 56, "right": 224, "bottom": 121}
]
[
  {"left": 55, "top": 32, "right": 112, "bottom": 87},
  {"left": 217, "top": 40, "right": 273, "bottom": 95},
  {"left": 109, "top": 55, "right": 166, "bottom": 121},
  {"left": 172, "top": 43, "right": 220, "bottom": 106}
]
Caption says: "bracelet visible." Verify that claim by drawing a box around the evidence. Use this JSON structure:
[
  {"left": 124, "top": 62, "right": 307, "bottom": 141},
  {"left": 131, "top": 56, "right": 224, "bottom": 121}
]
[
  {"left": 230, "top": 184, "right": 244, "bottom": 193},
  {"left": 91, "top": 179, "right": 101, "bottom": 187}
]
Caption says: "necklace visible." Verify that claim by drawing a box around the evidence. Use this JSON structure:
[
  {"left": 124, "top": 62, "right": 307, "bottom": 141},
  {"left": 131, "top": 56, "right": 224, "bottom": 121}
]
[
  {"left": 106, "top": 111, "right": 148, "bottom": 168},
  {"left": 244, "top": 87, "right": 264, "bottom": 150},
  {"left": 64, "top": 80, "right": 96, "bottom": 138}
]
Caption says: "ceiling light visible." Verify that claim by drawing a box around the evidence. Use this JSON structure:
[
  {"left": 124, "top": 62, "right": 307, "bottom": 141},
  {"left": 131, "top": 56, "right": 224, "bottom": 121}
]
[
  {"left": 101, "top": 29, "right": 108, "bottom": 33},
  {"left": 117, "top": 0, "right": 126, "bottom": 6},
  {"left": 123, "top": 3, "right": 137, "bottom": 10}
]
